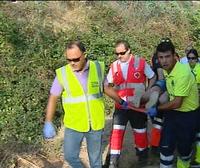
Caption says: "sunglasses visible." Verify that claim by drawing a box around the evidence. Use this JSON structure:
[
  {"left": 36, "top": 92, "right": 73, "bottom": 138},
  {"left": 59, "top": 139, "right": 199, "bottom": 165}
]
[
  {"left": 66, "top": 56, "right": 81, "bottom": 63},
  {"left": 115, "top": 50, "right": 128, "bottom": 56},
  {"left": 187, "top": 57, "right": 197, "bottom": 60},
  {"left": 160, "top": 38, "right": 171, "bottom": 43}
]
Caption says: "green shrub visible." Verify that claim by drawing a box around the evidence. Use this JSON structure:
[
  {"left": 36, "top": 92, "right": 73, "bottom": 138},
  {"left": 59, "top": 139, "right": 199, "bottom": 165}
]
[{"left": 0, "top": 1, "right": 199, "bottom": 146}]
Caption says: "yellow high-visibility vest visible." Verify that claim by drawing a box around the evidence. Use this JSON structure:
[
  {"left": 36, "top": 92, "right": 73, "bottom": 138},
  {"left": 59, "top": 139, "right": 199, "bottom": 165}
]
[
  {"left": 56, "top": 60, "right": 105, "bottom": 132},
  {"left": 193, "top": 63, "right": 200, "bottom": 84}
]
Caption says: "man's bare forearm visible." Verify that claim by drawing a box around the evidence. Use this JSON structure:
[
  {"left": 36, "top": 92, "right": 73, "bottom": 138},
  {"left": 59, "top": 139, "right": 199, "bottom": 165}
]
[
  {"left": 104, "top": 84, "right": 122, "bottom": 103},
  {"left": 45, "top": 94, "right": 59, "bottom": 122},
  {"left": 158, "top": 96, "right": 183, "bottom": 111}
]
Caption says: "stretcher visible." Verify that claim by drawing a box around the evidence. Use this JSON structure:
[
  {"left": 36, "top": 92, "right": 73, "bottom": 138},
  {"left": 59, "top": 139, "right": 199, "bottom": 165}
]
[{"left": 127, "top": 102, "right": 147, "bottom": 113}]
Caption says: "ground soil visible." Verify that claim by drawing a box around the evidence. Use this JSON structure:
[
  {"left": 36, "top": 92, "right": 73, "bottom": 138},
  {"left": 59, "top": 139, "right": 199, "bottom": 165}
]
[{"left": 13, "top": 117, "right": 160, "bottom": 168}]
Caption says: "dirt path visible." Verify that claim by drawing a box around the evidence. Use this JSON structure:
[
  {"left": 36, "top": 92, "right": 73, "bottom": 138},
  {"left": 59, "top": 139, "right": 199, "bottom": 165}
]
[{"left": 15, "top": 118, "right": 159, "bottom": 168}]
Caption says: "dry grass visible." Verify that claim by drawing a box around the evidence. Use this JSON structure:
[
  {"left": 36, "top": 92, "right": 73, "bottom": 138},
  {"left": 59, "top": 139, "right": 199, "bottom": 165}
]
[
  {"left": 44, "top": 2, "right": 92, "bottom": 33},
  {"left": 104, "top": 1, "right": 192, "bottom": 55},
  {"left": 1, "top": 1, "right": 92, "bottom": 33}
]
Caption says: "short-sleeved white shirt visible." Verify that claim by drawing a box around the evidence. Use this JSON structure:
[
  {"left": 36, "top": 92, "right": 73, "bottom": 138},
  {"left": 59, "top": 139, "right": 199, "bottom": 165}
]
[{"left": 180, "top": 56, "right": 188, "bottom": 64}]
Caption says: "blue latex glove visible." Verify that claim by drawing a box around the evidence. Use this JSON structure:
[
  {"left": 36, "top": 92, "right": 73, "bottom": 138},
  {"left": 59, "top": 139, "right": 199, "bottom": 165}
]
[
  {"left": 43, "top": 121, "right": 56, "bottom": 139},
  {"left": 147, "top": 106, "right": 157, "bottom": 117},
  {"left": 119, "top": 99, "right": 129, "bottom": 109}
]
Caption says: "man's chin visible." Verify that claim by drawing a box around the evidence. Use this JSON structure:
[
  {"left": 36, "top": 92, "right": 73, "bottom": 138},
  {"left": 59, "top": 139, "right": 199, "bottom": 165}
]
[
  {"left": 71, "top": 67, "right": 78, "bottom": 71},
  {"left": 120, "top": 59, "right": 128, "bottom": 63},
  {"left": 162, "top": 65, "right": 168, "bottom": 70}
]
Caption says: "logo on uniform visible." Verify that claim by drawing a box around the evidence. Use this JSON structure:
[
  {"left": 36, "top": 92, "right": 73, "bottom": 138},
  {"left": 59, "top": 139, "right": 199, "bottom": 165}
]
[
  {"left": 91, "top": 81, "right": 99, "bottom": 88},
  {"left": 134, "top": 72, "right": 141, "bottom": 79}
]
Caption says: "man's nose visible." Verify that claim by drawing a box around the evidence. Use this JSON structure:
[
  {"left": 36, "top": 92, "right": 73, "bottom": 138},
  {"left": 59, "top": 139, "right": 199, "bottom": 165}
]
[
  {"left": 69, "top": 61, "right": 75, "bottom": 65},
  {"left": 162, "top": 57, "right": 167, "bottom": 63}
]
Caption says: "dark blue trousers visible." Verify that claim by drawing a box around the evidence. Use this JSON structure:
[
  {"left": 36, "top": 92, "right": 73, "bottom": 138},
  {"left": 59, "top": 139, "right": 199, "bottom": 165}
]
[{"left": 160, "top": 109, "right": 198, "bottom": 167}]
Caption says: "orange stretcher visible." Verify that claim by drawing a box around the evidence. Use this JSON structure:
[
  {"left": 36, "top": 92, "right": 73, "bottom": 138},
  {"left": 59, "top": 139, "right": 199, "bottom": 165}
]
[{"left": 127, "top": 102, "right": 147, "bottom": 113}]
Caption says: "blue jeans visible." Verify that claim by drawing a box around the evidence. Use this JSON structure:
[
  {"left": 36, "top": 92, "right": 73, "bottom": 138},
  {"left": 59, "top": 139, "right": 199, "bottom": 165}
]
[{"left": 64, "top": 128, "right": 103, "bottom": 168}]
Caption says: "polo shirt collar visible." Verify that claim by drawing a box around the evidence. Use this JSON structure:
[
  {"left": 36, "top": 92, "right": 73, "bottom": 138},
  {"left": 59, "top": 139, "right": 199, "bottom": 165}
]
[{"left": 73, "top": 59, "right": 89, "bottom": 72}]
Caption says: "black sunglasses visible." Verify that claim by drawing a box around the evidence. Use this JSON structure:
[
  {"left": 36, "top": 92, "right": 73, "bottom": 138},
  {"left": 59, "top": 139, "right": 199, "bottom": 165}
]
[
  {"left": 187, "top": 57, "right": 197, "bottom": 60},
  {"left": 115, "top": 50, "right": 127, "bottom": 56},
  {"left": 67, "top": 56, "right": 81, "bottom": 62}
]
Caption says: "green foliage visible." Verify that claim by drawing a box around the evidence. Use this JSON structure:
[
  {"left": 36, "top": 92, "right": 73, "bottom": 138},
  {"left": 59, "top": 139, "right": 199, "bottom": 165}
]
[
  {"left": 188, "top": 9, "right": 200, "bottom": 50},
  {"left": 0, "top": 11, "right": 65, "bottom": 144},
  {"left": 0, "top": 1, "right": 199, "bottom": 147}
]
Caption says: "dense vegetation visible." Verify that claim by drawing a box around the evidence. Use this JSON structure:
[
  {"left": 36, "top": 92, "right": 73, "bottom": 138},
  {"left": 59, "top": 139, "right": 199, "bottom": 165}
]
[{"left": 0, "top": 0, "right": 200, "bottom": 156}]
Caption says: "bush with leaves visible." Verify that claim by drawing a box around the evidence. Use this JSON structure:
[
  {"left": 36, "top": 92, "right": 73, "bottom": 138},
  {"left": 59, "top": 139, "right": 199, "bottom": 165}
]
[{"left": 0, "top": 1, "right": 200, "bottom": 147}]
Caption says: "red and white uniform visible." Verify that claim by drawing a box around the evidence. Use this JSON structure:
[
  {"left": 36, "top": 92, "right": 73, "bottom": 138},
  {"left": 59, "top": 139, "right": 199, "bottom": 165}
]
[{"left": 107, "top": 55, "right": 154, "bottom": 155}]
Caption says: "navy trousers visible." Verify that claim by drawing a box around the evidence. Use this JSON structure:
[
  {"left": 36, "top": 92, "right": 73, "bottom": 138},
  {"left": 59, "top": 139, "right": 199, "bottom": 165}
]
[{"left": 160, "top": 109, "right": 198, "bottom": 167}]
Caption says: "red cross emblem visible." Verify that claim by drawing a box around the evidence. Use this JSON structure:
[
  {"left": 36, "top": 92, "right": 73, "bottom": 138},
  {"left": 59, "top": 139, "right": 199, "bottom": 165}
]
[{"left": 134, "top": 72, "right": 141, "bottom": 79}]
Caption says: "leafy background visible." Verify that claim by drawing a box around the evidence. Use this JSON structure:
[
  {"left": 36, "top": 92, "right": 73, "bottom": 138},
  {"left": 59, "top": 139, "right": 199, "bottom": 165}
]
[{"left": 0, "top": 1, "right": 200, "bottom": 166}]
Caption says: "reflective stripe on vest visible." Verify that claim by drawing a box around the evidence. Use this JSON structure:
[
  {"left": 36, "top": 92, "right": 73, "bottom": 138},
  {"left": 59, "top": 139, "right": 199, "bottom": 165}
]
[
  {"left": 61, "top": 66, "right": 71, "bottom": 96},
  {"left": 62, "top": 93, "right": 103, "bottom": 103},
  {"left": 94, "top": 61, "right": 103, "bottom": 93},
  {"left": 115, "top": 83, "right": 145, "bottom": 90}
]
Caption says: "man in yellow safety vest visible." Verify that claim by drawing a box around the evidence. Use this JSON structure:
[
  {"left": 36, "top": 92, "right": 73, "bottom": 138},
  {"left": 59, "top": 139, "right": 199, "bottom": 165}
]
[{"left": 43, "top": 40, "right": 127, "bottom": 168}]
